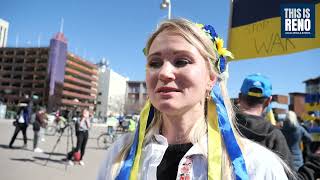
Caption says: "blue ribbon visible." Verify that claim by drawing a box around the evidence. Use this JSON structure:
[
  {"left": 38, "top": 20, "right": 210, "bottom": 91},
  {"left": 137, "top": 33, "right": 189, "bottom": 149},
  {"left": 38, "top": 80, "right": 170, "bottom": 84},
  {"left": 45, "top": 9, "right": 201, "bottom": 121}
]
[
  {"left": 116, "top": 105, "right": 154, "bottom": 180},
  {"left": 219, "top": 56, "right": 226, "bottom": 73},
  {"left": 115, "top": 124, "right": 139, "bottom": 180},
  {"left": 211, "top": 83, "right": 248, "bottom": 180}
]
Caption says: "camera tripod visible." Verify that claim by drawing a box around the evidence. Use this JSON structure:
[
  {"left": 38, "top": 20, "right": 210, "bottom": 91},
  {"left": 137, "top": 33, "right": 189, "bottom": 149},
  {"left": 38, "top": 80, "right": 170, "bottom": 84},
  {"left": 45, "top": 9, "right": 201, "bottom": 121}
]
[{"left": 44, "top": 121, "right": 75, "bottom": 171}]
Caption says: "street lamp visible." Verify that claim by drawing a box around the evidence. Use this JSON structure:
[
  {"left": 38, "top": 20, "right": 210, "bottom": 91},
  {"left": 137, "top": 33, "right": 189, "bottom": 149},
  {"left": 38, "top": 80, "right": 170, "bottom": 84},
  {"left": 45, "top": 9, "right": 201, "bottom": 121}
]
[{"left": 160, "top": 0, "right": 171, "bottom": 19}]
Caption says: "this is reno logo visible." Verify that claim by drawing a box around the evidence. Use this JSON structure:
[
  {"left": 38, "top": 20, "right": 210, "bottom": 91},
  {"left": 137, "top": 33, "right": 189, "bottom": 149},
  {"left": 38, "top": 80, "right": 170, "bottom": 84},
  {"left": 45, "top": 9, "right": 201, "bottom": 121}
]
[{"left": 281, "top": 4, "right": 315, "bottom": 38}]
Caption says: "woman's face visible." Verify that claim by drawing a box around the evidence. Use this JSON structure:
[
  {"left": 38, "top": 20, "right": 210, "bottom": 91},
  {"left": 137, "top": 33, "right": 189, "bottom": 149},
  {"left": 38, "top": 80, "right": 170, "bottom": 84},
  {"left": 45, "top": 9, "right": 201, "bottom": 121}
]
[
  {"left": 82, "top": 109, "right": 89, "bottom": 118},
  {"left": 146, "top": 30, "right": 214, "bottom": 115}
]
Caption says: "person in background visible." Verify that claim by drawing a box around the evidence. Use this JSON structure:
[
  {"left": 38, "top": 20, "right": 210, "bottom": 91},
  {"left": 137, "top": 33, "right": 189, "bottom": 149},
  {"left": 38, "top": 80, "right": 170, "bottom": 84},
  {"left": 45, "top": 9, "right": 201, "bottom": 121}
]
[
  {"left": 9, "top": 102, "right": 32, "bottom": 149},
  {"left": 67, "top": 108, "right": 91, "bottom": 166},
  {"left": 97, "top": 18, "right": 293, "bottom": 180},
  {"left": 33, "top": 107, "right": 48, "bottom": 153},
  {"left": 39, "top": 124, "right": 46, "bottom": 142},
  {"left": 128, "top": 118, "right": 137, "bottom": 132},
  {"left": 281, "top": 111, "right": 313, "bottom": 171},
  {"left": 236, "top": 74, "right": 320, "bottom": 179},
  {"left": 55, "top": 109, "right": 68, "bottom": 132},
  {"left": 235, "top": 73, "right": 293, "bottom": 166},
  {"left": 106, "top": 114, "right": 119, "bottom": 132}
]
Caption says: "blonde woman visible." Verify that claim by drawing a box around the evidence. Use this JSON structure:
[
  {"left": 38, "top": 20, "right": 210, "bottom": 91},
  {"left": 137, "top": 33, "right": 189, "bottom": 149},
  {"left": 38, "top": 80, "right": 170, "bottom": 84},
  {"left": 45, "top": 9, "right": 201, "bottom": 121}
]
[
  {"left": 281, "top": 111, "right": 312, "bottom": 171},
  {"left": 97, "top": 18, "right": 292, "bottom": 180},
  {"left": 67, "top": 108, "right": 91, "bottom": 166}
]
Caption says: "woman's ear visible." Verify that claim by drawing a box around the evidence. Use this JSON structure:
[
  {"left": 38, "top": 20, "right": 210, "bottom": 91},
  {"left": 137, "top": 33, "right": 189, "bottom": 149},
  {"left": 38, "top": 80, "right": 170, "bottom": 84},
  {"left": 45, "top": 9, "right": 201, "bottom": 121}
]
[
  {"left": 208, "top": 73, "right": 218, "bottom": 87},
  {"left": 206, "top": 73, "right": 217, "bottom": 91}
]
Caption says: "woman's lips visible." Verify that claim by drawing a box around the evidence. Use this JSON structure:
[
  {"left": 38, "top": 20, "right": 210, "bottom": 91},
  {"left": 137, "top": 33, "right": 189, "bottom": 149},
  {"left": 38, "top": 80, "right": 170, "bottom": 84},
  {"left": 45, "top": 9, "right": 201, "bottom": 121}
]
[{"left": 156, "top": 86, "right": 181, "bottom": 93}]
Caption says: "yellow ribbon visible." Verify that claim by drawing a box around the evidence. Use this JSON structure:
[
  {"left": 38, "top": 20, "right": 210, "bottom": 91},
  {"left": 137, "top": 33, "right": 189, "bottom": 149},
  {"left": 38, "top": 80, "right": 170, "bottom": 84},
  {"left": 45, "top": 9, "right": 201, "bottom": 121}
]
[
  {"left": 130, "top": 100, "right": 151, "bottom": 180},
  {"left": 130, "top": 99, "right": 222, "bottom": 179},
  {"left": 266, "top": 107, "right": 276, "bottom": 125},
  {"left": 207, "top": 100, "right": 222, "bottom": 180}
]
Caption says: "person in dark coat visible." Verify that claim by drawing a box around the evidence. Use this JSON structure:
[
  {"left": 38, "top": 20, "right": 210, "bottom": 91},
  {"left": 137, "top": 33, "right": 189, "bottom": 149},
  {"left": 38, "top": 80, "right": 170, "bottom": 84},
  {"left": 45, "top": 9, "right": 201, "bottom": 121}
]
[
  {"left": 236, "top": 73, "right": 320, "bottom": 180},
  {"left": 9, "top": 102, "right": 32, "bottom": 148},
  {"left": 236, "top": 73, "right": 293, "bottom": 166},
  {"left": 32, "top": 107, "right": 48, "bottom": 152}
]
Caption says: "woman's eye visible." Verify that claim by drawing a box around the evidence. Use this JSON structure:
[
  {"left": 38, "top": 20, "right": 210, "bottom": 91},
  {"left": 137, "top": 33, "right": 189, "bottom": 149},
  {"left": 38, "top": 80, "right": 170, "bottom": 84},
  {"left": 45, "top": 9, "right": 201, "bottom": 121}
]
[
  {"left": 174, "top": 58, "right": 191, "bottom": 67},
  {"left": 147, "top": 60, "right": 163, "bottom": 68}
]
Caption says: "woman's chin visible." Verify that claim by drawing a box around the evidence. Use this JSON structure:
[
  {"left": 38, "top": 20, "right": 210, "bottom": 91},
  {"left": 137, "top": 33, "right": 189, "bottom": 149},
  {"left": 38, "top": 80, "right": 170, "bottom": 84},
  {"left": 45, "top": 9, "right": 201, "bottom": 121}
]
[{"left": 156, "top": 102, "right": 181, "bottom": 114}]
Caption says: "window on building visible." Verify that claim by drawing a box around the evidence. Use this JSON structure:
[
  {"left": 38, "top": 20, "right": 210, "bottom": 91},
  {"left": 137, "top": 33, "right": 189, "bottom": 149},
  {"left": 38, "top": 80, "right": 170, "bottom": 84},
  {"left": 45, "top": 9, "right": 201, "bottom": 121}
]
[
  {"left": 4, "top": 66, "right": 12, "bottom": 71},
  {"left": 5, "top": 50, "right": 14, "bottom": 55},
  {"left": 16, "top": 51, "right": 25, "bottom": 56},
  {"left": 15, "top": 58, "right": 24, "bottom": 63},
  {"left": 3, "top": 74, "right": 11, "bottom": 78},
  {"left": 4, "top": 58, "right": 13, "bottom": 63},
  {"left": 14, "top": 66, "right": 23, "bottom": 71}
]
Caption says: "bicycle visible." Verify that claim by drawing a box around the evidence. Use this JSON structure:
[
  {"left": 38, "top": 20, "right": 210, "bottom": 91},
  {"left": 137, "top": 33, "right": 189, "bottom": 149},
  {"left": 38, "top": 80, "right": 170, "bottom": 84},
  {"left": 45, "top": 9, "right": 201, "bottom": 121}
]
[{"left": 97, "top": 126, "right": 120, "bottom": 149}]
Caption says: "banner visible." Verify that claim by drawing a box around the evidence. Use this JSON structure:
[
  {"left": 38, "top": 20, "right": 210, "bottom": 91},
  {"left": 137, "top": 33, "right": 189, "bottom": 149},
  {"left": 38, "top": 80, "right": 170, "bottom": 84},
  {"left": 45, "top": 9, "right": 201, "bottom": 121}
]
[{"left": 228, "top": 0, "right": 320, "bottom": 61}]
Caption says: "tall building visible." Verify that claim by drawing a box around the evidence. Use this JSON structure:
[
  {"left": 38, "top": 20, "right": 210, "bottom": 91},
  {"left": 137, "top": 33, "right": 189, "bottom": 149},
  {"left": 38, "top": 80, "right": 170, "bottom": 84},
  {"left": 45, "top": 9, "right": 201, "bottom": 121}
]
[
  {"left": 0, "top": 47, "right": 50, "bottom": 108},
  {"left": 96, "top": 59, "right": 128, "bottom": 117},
  {"left": 0, "top": 19, "right": 9, "bottom": 48},
  {"left": 125, "top": 81, "right": 147, "bottom": 114},
  {"left": 0, "top": 32, "right": 98, "bottom": 112}
]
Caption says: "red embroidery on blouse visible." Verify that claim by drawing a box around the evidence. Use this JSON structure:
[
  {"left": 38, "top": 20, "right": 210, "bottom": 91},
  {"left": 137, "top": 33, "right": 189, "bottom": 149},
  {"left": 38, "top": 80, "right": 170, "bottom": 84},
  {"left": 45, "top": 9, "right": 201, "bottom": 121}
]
[{"left": 178, "top": 156, "right": 192, "bottom": 180}]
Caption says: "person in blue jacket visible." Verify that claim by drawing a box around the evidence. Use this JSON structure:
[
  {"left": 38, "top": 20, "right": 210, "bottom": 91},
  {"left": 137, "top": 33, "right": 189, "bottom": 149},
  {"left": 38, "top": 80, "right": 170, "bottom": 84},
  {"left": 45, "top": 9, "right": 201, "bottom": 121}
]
[
  {"left": 281, "top": 111, "right": 313, "bottom": 171},
  {"left": 9, "top": 101, "right": 32, "bottom": 149}
]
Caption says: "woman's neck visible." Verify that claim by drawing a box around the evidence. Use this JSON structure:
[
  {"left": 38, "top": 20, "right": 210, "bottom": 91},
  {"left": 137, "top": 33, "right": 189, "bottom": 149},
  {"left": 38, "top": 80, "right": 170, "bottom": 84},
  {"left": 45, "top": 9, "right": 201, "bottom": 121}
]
[{"left": 161, "top": 104, "right": 204, "bottom": 144}]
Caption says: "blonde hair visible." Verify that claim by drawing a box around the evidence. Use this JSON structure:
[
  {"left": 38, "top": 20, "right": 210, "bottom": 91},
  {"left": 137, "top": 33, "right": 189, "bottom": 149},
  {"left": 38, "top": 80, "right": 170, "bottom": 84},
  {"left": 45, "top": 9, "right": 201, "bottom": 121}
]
[
  {"left": 285, "top": 111, "right": 299, "bottom": 127},
  {"left": 111, "top": 18, "right": 293, "bottom": 179}
]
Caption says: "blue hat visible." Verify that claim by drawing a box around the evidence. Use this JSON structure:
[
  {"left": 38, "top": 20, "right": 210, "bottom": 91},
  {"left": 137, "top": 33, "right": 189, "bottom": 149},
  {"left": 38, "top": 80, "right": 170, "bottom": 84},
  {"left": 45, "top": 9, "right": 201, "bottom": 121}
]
[{"left": 240, "top": 73, "right": 272, "bottom": 98}]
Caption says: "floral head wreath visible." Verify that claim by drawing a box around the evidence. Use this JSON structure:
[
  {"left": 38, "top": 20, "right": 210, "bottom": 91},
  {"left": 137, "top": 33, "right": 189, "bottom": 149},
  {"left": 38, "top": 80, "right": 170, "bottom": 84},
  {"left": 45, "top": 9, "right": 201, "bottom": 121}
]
[
  {"left": 196, "top": 23, "right": 234, "bottom": 74},
  {"left": 118, "top": 21, "right": 248, "bottom": 180}
]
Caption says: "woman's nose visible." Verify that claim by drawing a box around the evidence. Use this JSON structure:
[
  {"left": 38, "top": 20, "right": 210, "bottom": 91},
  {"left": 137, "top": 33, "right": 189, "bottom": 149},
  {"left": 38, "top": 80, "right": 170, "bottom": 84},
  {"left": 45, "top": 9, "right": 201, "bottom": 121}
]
[{"left": 158, "top": 61, "right": 175, "bottom": 83}]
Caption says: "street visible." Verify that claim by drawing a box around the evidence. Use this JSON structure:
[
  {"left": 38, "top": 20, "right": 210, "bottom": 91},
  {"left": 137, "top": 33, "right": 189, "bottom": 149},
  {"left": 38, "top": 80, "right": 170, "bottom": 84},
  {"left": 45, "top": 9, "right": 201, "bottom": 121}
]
[{"left": 0, "top": 119, "right": 113, "bottom": 180}]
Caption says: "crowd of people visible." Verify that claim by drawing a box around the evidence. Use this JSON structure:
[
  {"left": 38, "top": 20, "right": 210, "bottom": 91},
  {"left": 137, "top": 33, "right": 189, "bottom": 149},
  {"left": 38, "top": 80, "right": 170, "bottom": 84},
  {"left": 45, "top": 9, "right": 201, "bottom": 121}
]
[{"left": 8, "top": 104, "right": 94, "bottom": 166}]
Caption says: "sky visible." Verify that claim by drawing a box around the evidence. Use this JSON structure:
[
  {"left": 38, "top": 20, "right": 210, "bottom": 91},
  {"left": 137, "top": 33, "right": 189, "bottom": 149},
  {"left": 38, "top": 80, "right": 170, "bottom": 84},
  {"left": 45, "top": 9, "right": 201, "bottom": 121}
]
[{"left": 1, "top": 0, "right": 319, "bottom": 98}]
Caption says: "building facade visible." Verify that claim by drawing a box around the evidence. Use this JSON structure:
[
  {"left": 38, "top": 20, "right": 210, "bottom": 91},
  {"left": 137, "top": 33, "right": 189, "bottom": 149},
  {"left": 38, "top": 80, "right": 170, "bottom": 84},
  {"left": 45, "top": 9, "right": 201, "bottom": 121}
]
[
  {"left": 96, "top": 59, "right": 128, "bottom": 117},
  {"left": 304, "top": 76, "right": 320, "bottom": 120},
  {"left": 0, "top": 19, "right": 9, "bottom": 48},
  {"left": 125, "top": 81, "right": 147, "bottom": 115},
  {"left": 0, "top": 32, "right": 98, "bottom": 112},
  {"left": 271, "top": 95, "right": 288, "bottom": 120},
  {"left": 289, "top": 92, "right": 306, "bottom": 119},
  {"left": 60, "top": 52, "right": 98, "bottom": 112},
  {"left": 0, "top": 47, "right": 50, "bottom": 109}
]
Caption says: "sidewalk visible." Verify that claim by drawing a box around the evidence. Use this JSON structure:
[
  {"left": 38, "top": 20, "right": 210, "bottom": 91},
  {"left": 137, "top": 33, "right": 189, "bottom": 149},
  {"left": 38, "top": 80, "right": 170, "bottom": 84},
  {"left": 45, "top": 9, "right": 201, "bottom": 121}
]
[{"left": 0, "top": 119, "right": 111, "bottom": 180}]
